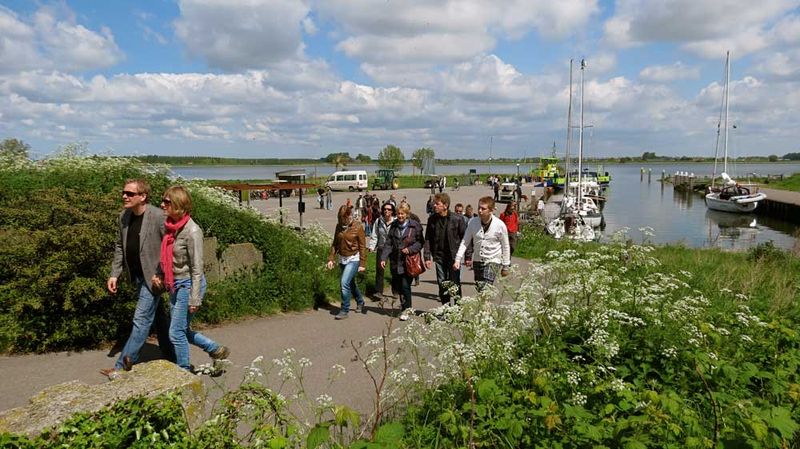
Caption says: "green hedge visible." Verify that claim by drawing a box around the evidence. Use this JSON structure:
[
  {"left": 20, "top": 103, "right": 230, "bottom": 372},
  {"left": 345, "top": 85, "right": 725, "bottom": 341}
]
[{"left": 0, "top": 154, "right": 339, "bottom": 353}]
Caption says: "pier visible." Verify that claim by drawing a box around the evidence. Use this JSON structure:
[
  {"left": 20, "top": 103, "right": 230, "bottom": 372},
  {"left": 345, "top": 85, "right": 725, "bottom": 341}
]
[
  {"left": 660, "top": 171, "right": 799, "bottom": 224},
  {"left": 756, "top": 188, "right": 800, "bottom": 224}
]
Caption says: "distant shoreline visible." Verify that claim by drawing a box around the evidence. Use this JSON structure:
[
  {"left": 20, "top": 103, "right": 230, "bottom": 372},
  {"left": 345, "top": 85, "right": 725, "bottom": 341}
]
[{"left": 138, "top": 155, "right": 797, "bottom": 167}]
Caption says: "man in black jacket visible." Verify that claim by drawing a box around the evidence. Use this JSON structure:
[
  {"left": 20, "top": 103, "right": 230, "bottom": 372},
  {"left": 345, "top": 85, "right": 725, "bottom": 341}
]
[{"left": 424, "top": 193, "right": 467, "bottom": 305}]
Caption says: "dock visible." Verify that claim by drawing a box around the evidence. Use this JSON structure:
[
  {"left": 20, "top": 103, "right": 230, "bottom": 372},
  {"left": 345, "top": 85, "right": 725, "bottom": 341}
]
[
  {"left": 661, "top": 171, "right": 800, "bottom": 224},
  {"left": 756, "top": 188, "right": 800, "bottom": 224}
]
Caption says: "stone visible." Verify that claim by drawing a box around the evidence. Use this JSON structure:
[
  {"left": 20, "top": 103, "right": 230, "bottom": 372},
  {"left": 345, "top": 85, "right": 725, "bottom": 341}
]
[
  {"left": 0, "top": 360, "right": 205, "bottom": 438},
  {"left": 203, "top": 236, "right": 222, "bottom": 283},
  {"left": 220, "top": 243, "right": 263, "bottom": 278}
]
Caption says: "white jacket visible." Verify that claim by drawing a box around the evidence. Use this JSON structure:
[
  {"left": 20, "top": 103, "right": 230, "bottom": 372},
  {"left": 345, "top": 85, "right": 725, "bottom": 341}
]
[{"left": 455, "top": 215, "right": 510, "bottom": 266}]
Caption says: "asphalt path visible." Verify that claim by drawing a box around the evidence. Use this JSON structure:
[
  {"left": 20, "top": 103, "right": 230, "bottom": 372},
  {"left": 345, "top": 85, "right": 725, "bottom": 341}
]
[{"left": 0, "top": 182, "right": 542, "bottom": 419}]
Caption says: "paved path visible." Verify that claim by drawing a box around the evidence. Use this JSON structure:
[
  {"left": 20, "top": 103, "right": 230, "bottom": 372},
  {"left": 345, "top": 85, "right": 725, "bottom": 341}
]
[
  {"left": 760, "top": 187, "right": 800, "bottom": 206},
  {"left": 0, "top": 182, "right": 540, "bottom": 417}
]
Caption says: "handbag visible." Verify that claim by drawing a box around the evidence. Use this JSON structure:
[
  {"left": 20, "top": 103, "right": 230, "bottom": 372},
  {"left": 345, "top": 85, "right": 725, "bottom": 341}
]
[
  {"left": 402, "top": 226, "right": 425, "bottom": 277},
  {"left": 404, "top": 251, "right": 425, "bottom": 277}
]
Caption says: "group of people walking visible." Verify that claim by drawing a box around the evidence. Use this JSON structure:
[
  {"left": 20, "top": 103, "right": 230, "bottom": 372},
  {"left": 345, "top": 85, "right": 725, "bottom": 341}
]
[
  {"left": 103, "top": 180, "right": 520, "bottom": 377},
  {"left": 327, "top": 192, "right": 514, "bottom": 321},
  {"left": 101, "top": 179, "right": 229, "bottom": 380}
]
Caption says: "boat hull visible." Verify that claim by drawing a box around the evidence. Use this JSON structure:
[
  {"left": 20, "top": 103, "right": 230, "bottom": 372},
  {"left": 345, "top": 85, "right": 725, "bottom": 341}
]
[{"left": 704, "top": 192, "right": 764, "bottom": 213}]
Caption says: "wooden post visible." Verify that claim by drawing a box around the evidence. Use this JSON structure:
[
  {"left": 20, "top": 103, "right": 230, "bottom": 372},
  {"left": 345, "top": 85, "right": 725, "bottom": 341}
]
[{"left": 648, "top": 168, "right": 652, "bottom": 183}]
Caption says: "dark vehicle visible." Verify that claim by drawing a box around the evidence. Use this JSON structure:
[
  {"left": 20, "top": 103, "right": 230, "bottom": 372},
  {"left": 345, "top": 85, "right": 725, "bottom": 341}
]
[
  {"left": 423, "top": 174, "right": 442, "bottom": 189},
  {"left": 372, "top": 169, "right": 399, "bottom": 190}
]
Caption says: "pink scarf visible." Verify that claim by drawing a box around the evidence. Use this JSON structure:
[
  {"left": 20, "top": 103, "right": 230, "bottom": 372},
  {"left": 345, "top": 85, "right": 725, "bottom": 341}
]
[{"left": 160, "top": 214, "right": 191, "bottom": 292}]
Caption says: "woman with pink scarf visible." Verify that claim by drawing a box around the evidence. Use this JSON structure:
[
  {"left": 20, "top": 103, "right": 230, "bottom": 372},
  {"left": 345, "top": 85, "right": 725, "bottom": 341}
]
[{"left": 152, "top": 186, "right": 229, "bottom": 371}]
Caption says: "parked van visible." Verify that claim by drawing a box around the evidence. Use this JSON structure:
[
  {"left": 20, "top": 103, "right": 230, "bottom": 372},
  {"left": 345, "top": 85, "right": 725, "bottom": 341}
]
[{"left": 325, "top": 170, "right": 369, "bottom": 191}]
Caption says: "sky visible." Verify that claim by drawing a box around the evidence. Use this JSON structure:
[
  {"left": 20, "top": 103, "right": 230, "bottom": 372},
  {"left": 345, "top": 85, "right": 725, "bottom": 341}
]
[{"left": 1, "top": 0, "right": 799, "bottom": 160}]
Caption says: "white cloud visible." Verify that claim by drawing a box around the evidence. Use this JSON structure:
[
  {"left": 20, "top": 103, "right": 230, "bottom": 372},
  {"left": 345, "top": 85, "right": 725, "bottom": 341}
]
[
  {"left": 753, "top": 50, "right": 800, "bottom": 79},
  {"left": 174, "top": 0, "right": 311, "bottom": 71},
  {"left": 640, "top": 61, "right": 700, "bottom": 82},
  {"left": 321, "top": 0, "right": 598, "bottom": 66},
  {"left": 0, "top": 5, "right": 122, "bottom": 74},
  {"left": 603, "top": 0, "right": 799, "bottom": 58}
]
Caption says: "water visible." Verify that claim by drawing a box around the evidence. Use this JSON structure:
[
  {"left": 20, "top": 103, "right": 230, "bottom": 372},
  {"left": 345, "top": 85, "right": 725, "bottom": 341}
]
[
  {"left": 171, "top": 162, "right": 800, "bottom": 250},
  {"left": 598, "top": 163, "right": 800, "bottom": 250}
]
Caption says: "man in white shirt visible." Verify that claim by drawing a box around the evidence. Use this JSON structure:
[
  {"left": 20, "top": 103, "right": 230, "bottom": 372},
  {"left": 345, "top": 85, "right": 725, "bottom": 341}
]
[{"left": 453, "top": 196, "right": 511, "bottom": 292}]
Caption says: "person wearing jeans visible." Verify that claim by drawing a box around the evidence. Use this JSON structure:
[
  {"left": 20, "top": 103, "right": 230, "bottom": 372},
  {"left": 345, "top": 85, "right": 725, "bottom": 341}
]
[
  {"left": 380, "top": 204, "right": 425, "bottom": 321},
  {"left": 101, "top": 178, "right": 174, "bottom": 380},
  {"left": 368, "top": 202, "right": 395, "bottom": 299},
  {"left": 424, "top": 193, "right": 466, "bottom": 306},
  {"left": 168, "top": 276, "right": 222, "bottom": 367},
  {"left": 327, "top": 204, "right": 367, "bottom": 319},
  {"left": 152, "top": 185, "right": 230, "bottom": 371},
  {"left": 454, "top": 196, "right": 511, "bottom": 293}
]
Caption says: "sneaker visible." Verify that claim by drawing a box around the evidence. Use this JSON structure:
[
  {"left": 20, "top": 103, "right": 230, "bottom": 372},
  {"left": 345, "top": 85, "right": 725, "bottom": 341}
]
[
  {"left": 399, "top": 313, "right": 409, "bottom": 321},
  {"left": 335, "top": 311, "right": 349, "bottom": 320},
  {"left": 99, "top": 368, "right": 121, "bottom": 380},
  {"left": 356, "top": 302, "right": 366, "bottom": 314},
  {"left": 210, "top": 345, "right": 230, "bottom": 360}
]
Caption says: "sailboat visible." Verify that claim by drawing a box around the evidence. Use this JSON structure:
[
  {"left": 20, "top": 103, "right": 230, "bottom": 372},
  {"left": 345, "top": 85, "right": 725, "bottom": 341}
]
[
  {"left": 546, "top": 59, "right": 599, "bottom": 241},
  {"left": 705, "top": 51, "right": 766, "bottom": 213}
]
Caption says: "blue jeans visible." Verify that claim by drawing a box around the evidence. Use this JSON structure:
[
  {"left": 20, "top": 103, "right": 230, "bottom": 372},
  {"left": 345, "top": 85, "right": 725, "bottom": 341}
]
[
  {"left": 434, "top": 260, "right": 462, "bottom": 305},
  {"left": 116, "top": 276, "right": 175, "bottom": 369},
  {"left": 169, "top": 277, "right": 219, "bottom": 370},
  {"left": 339, "top": 260, "right": 365, "bottom": 313},
  {"left": 390, "top": 271, "right": 412, "bottom": 311}
]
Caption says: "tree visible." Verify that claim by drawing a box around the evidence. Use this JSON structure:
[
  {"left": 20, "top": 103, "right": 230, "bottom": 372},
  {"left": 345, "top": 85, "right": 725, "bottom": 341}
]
[
  {"left": 0, "top": 138, "right": 31, "bottom": 159},
  {"left": 641, "top": 151, "right": 656, "bottom": 160},
  {"left": 324, "top": 152, "right": 352, "bottom": 170},
  {"left": 411, "top": 147, "right": 435, "bottom": 175},
  {"left": 355, "top": 153, "right": 372, "bottom": 163},
  {"left": 377, "top": 145, "right": 404, "bottom": 171},
  {"left": 768, "top": 154, "right": 779, "bottom": 162},
  {"left": 782, "top": 152, "right": 800, "bottom": 161}
]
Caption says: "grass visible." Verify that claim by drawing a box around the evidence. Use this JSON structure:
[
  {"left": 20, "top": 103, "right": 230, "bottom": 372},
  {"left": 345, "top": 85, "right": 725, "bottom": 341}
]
[
  {"left": 764, "top": 172, "right": 800, "bottom": 192},
  {"left": 516, "top": 224, "right": 800, "bottom": 321}
]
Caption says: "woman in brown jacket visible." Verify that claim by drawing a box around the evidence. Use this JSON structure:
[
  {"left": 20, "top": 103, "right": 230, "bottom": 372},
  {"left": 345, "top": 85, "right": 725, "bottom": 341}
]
[{"left": 327, "top": 204, "right": 367, "bottom": 319}]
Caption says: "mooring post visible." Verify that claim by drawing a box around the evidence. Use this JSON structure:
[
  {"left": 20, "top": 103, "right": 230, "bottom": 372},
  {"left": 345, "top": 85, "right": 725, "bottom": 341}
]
[
  {"left": 640, "top": 168, "right": 644, "bottom": 182},
  {"left": 648, "top": 168, "right": 652, "bottom": 183},
  {"left": 689, "top": 173, "right": 695, "bottom": 190}
]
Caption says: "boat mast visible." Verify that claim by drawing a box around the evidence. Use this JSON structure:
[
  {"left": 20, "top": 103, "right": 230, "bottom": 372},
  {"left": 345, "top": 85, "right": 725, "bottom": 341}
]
[
  {"left": 565, "top": 59, "right": 573, "bottom": 198},
  {"left": 723, "top": 51, "right": 730, "bottom": 174},
  {"left": 578, "top": 59, "right": 585, "bottom": 206}
]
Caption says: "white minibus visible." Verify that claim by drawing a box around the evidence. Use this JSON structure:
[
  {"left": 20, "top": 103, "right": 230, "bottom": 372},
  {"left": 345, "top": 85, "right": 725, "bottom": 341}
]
[{"left": 325, "top": 170, "right": 369, "bottom": 191}]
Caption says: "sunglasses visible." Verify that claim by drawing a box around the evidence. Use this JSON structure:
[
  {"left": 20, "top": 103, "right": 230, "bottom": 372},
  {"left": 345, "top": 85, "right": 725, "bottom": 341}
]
[
  {"left": 383, "top": 208, "right": 393, "bottom": 212},
  {"left": 161, "top": 198, "right": 172, "bottom": 205},
  {"left": 122, "top": 191, "right": 141, "bottom": 197}
]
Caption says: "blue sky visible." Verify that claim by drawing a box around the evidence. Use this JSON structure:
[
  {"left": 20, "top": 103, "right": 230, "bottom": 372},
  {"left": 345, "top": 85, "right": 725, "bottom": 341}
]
[{"left": 1, "top": 0, "right": 799, "bottom": 159}]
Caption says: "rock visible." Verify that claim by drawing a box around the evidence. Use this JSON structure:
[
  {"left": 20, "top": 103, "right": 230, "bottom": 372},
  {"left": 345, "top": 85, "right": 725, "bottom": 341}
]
[
  {"left": 203, "top": 236, "right": 222, "bottom": 283},
  {"left": 0, "top": 360, "right": 205, "bottom": 438},
  {"left": 220, "top": 243, "right": 263, "bottom": 278}
]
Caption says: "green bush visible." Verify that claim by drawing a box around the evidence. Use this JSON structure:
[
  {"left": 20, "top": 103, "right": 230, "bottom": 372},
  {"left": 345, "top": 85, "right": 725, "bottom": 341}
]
[{"left": 0, "top": 153, "right": 339, "bottom": 353}]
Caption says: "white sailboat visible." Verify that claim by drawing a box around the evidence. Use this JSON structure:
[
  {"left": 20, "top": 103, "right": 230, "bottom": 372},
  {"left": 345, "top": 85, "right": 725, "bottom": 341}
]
[
  {"left": 569, "top": 59, "right": 603, "bottom": 228},
  {"left": 546, "top": 59, "right": 599, "bottom": 241},
  {"left": 705, "top": 51, "right": 766, "bottom": 213}
]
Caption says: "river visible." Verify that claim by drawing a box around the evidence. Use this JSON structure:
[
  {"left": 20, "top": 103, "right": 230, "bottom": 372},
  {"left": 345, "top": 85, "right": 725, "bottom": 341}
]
[{"left": 171, "top": 162, "right": 800, "bottom": 251}]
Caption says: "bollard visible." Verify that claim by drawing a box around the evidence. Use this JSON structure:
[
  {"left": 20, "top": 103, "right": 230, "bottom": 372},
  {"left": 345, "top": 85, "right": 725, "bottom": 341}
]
[
  {"left": 640, "top": 168, "right": 644, "bottom": 181},
  {"left": 689, "top": 173, "right": 695, "bottom": 190},
  {"left": 648, "top": 168, "right": 652, "bottom": 183},
  {"left": 662, "top": 169, "right": 666, "bottom": 181}
]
